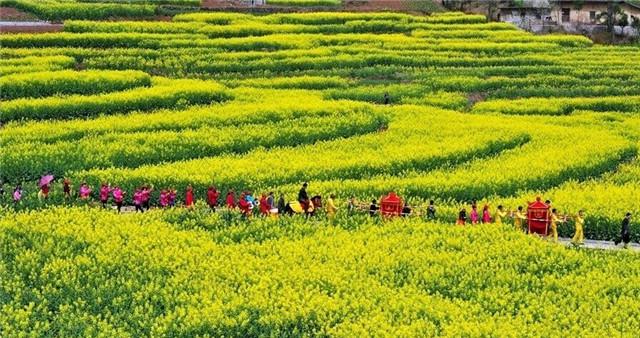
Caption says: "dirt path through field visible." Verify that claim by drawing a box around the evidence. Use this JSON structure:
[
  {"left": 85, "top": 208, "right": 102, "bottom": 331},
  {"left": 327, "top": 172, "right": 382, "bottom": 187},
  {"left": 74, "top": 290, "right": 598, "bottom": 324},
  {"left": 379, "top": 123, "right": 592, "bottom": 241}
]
[
  {"left": 0, "top": 21, "right": 63, "bottom": 33},
  {"left": 0, "top": 7, "right": 62, "bottom": 33}
]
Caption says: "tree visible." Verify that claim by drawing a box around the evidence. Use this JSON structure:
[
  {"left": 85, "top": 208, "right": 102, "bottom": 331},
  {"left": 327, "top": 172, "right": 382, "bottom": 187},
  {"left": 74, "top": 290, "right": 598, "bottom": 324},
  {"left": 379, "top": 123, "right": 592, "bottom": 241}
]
[
  {"left": 601, "top": 1, "right": 623, "bottom": 42},
  {"left": 441, "top": 0, "right": 472, "bottom": 11},
  {"left": 486, "top": 0, "right": 499, "bottom": 20}
]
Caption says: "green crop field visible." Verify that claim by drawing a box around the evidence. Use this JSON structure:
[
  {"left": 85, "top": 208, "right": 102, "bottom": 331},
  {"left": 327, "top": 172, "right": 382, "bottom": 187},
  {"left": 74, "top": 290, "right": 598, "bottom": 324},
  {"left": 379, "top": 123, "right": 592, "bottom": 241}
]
[{"left": 1, "top": 9, "right": 639, "bottom": 337}]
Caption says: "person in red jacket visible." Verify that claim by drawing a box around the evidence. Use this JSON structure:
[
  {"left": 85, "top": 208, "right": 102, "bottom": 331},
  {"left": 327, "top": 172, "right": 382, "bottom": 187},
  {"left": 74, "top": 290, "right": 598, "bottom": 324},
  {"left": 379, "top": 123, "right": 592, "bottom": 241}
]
[
  {"left": 259, "top": 193, "right": 269, "bottom": 216},
  {"left": 185, "top": 185, "right": 194, "bottom": 209},
  {"left": 226, "top": 189, "right": 235, "bottom": 208},
  {"left": 207, "top": 186, "right": 220, "bottom": 211},
  {"left": 39, "top": 183, "right": 50, "bottom": 201},
  {"left": 238, "top": 192, "right": 251, "bottom": 217}
]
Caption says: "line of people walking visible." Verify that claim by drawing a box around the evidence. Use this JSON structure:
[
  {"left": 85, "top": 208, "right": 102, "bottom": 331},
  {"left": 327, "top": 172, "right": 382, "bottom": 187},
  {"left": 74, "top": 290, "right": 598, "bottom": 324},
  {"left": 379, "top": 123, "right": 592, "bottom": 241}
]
[
  {"left": 454, "top": 200, "right": 633, "bottom": 248},
  {"left": 2, "top": 178, "right": 634, "bottom": 248}
]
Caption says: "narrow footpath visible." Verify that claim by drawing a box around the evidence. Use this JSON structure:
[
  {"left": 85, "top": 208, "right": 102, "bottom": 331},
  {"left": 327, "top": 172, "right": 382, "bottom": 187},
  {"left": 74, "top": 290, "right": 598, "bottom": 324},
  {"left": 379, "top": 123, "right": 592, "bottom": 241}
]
[{"left": 559, "top": 237, "right": 639, "bottom": 252}]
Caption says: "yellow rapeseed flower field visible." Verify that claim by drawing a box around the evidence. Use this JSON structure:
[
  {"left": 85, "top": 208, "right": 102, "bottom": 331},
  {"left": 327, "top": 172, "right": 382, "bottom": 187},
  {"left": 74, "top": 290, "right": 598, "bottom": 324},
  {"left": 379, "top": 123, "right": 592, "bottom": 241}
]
[{"left": 1, "top": 9, "right": 639, "bottom": 334}]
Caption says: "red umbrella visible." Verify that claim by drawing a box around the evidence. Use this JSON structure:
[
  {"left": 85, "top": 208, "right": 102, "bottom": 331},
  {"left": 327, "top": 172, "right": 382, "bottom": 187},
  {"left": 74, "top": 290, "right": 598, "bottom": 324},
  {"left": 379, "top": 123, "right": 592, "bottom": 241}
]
[{"left": 39, "top": 175, "right": 54, "bottom": 187}]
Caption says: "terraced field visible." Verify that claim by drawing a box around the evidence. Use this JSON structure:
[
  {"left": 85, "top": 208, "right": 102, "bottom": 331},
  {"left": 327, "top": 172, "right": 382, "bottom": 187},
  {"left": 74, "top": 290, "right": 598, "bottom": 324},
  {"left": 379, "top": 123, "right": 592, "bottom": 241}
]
[
  {"left": 2, "top": 11, "right": 639, "bottom": 240},
  {"left": 1, "top": 10, "right": 640, "bottom": 336}
]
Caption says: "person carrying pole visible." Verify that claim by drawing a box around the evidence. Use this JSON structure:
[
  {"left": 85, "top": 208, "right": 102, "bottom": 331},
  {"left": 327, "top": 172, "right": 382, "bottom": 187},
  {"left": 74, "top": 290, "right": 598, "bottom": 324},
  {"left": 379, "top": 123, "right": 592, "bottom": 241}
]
[
  {"left": 402, "top": 203, "right": 412, "bottom": 217},
  {"left": 512, "top": 206, "right": 527, "bottom": 232},
  {"left": 548, "top": 208, "right": 564, "bottom": 243},
  {"left": 369, "top": 199, "right": 378, "bottom": 217},
  {"left": 326, "top": 194, "right": 338, "bottom": 222},
  {"left": 571, "top": 210, "right": 585, "bottom": 246},
  {"left": 494, "top": 205, "right": 507, "bottom": 225}
]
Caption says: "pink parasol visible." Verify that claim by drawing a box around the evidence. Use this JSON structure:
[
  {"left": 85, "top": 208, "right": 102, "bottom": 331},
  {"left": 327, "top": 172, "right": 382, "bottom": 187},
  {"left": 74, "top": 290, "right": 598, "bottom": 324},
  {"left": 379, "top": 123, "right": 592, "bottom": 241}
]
[{"left": 39, "top": 175, "right": 54, "bottom": 187}]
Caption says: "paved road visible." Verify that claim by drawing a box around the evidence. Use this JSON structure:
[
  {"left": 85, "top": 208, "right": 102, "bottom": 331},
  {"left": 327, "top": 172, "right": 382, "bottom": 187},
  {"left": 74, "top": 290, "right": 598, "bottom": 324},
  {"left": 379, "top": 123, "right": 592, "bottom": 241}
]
[
  {"left": 110, "top": 205, "right": 638, "bottom": 252},
  {"left": 559, "top": 237, "right": 640, "bottom": 252}
]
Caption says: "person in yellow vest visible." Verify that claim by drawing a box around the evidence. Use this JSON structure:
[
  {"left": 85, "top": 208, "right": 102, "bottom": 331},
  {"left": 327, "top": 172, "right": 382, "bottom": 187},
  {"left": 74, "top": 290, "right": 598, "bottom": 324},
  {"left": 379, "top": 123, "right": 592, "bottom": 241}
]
[
  {"left": 494, "top": 205, "right": 507, "bottom": 225},
  {"left": 572, "top": 210, "right": 585, "bottom": 246},
  {"left": 326, "top": 194, "right": 338, "bottom": 223},
  {"left": 512, "top": 206, "right": 527, "bottom": 232},
  {"left": 548, "top": 208, "right": 564, "bottom": 243}
]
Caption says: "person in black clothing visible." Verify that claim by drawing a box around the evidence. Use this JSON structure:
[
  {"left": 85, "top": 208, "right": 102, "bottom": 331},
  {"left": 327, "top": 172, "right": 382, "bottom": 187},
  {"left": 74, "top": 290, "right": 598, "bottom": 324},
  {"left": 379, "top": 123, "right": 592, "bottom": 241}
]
[
  {"left": 383, "top": 92, "right": 390, "bottom": 105},
  {"left": 298, "top": 182, "right": 309, "bottom": 212},
  {"left": 277, "top": 193, "right": 286, "bottom": 215},
  {"left": 615, "top": 213, "right": 632, "bottom": 248},
  {"left": 426, "top": 200, "right": 436, "bottom": 220},
  {"left": 402, "top": 203, "right": 412, "bottom": 217},
  {"left": 369, "top": 199, "right": 379, "bottom": 217}
]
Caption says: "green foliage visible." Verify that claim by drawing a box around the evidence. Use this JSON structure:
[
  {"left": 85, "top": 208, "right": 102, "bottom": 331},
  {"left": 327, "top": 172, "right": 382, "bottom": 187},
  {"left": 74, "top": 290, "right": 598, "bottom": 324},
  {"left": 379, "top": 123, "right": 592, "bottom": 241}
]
[
  {"left": 0, "top": 79, "right": 231, "bottom": 122},
  {"left": 1, "top": 208, "right": 639, "bottom": 336},
  {"left": 266, "top": 0, "right": 341, "bottom": 6},
  {"left": 1, "top": 111, "right": 387, "bottom": 182},
  {"left": 0, "top": 0, "right": 156, "bottom": 21},
  {"left": 0, "top": 70, "right": 151, "bottom": 100}
]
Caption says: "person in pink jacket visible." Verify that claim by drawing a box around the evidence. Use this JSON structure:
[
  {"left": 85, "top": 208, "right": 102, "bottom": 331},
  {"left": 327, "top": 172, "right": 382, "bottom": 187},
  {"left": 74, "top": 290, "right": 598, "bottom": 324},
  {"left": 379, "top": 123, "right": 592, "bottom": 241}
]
[
  {"left": 13, "top": 184, "right": 23, "bottom": 204},
  {"left": 470, "top": 204, "right": 479, "bottom": 225},
  {"left": 168, "top": 189, "right": 177, "bottom": 207},
  {"left": 482, "top": 205, "right": 492, "bottom": 224},
  {"left": 112, "top": 186, "right": 125, "bottom": 213},
  {"left": 141, "top": 186, "right": 152, "bottom": 211},
  {"left": 99, "top": 183, "right": 111, "bottom": 208},
  {"left": 159, "top": 189, "right": 169, "bottom": 208},
  {"left": 133, "top": 189, "right": 144, "bottom": 213},
  {"left": 79, "top": 182, "right": 92, "bottom": 201}
]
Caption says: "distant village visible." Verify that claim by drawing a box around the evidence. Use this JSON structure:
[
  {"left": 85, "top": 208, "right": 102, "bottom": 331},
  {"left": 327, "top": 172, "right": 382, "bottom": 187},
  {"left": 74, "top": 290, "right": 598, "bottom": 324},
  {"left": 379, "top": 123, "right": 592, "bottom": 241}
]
[
  {"left": 440, "top": 0, "right": 640, "bottom": 40},
  {"left": 210, "top": 1, "right": 639, "bottom": 41}
]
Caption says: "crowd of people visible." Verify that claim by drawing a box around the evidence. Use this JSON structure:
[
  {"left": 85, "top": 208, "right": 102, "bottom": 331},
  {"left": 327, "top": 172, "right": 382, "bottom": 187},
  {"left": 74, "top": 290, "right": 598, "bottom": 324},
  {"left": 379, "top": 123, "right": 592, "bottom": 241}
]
[{"left": 1, "top": 178, "right": 634, "bottom": 248}]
